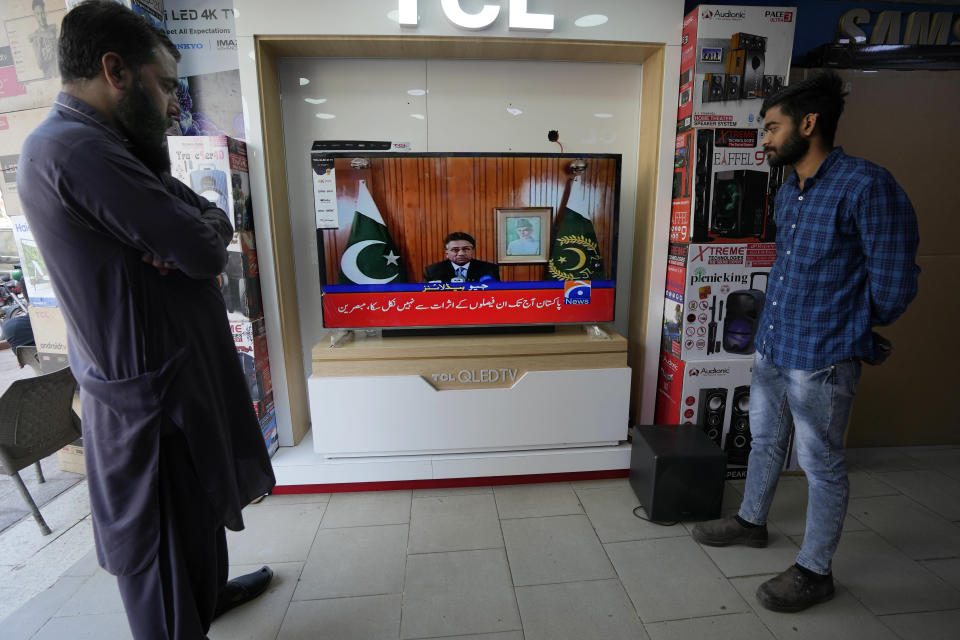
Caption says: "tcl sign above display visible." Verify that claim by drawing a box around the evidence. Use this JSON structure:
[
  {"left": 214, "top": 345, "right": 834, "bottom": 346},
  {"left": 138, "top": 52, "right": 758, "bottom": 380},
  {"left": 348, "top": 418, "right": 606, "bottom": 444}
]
[{"left": 399, "top": 0, "right": 555, "bottom": 32}]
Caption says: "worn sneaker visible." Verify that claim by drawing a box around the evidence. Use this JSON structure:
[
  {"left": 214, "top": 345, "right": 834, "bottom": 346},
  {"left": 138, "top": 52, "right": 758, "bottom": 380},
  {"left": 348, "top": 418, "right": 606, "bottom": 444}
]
[
  {"left": 691, "top": 516, "right": 768, "bottom": 548},
  {"left": 756, "top": 565, "right": 835, "bottom": 612}
]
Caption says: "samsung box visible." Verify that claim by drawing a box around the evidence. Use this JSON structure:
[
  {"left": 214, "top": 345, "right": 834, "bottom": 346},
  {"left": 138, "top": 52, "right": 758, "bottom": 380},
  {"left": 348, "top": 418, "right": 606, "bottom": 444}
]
[
  {"left": 662, "top": 242, "right": 775, "bottom": 361},
  {"left": 678, "top": 5, "right": 797, "bottom": 131},
  {"left": 167, "top": 135, "right": 253, "bottom": 232},
  {"left": 653, "top": 350, "right": 798, "bottom": 478},
  {"left": 670, "top": 127, "right": 784, "bottom": 244}
]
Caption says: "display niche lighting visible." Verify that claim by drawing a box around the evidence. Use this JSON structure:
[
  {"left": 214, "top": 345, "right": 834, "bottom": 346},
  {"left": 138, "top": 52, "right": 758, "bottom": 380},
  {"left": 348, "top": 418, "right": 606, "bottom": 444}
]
[{"left": 575, "top": 14, "right": 609, "bottom": 28}]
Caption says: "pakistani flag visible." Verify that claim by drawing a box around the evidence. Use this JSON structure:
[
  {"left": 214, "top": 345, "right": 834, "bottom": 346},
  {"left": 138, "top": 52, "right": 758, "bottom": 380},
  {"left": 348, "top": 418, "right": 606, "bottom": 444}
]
[
  {"left": 338, "top": 180, "right": 406, "bottom": 284},
  {"left": 547, "top": 178, "right": 604, "bottom": 280}
]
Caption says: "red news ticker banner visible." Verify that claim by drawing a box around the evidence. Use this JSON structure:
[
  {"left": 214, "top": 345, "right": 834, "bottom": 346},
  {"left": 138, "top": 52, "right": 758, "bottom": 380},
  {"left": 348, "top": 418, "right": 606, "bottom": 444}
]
[{"left": 322, "top": 288, "right": 615, "bottom": 328}]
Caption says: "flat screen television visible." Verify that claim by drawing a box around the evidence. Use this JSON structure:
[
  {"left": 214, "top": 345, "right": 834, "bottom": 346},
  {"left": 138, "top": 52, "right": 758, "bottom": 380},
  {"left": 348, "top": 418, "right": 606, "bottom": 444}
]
[{"left": 313, "top": 151, "right": 622, "bottom": 330}]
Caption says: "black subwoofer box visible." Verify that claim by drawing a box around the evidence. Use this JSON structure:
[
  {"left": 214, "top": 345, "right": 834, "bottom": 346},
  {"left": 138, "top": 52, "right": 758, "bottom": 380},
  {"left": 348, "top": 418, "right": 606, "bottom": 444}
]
[{"left": 629, "top": 424, "right": 727, "bottom": 522}]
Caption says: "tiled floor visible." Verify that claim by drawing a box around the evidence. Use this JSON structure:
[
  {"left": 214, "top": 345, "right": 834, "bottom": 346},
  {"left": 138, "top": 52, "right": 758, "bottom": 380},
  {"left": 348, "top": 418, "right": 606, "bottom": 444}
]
[{"left": 3, "top": 445, "right": 960, "bottom": 639}]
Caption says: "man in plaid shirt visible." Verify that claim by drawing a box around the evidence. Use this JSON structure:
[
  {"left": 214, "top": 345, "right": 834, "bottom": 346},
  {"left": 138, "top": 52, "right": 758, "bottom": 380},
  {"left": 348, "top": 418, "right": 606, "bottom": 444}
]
[{"left": 692, "top": 72, "right": 920, "bottom": 612}]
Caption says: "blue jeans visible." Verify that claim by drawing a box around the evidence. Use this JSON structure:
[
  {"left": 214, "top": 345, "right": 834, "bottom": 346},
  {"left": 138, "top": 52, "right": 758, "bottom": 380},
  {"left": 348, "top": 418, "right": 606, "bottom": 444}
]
[{"left": 738, "top": 353, "right": 861, "bottom": 575}]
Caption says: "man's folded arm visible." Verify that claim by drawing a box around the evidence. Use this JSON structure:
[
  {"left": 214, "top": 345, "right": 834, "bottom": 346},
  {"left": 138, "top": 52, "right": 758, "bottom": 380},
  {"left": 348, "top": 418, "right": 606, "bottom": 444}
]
[{"left": 61, "top": 140, "right": 229, "bottom": 278}]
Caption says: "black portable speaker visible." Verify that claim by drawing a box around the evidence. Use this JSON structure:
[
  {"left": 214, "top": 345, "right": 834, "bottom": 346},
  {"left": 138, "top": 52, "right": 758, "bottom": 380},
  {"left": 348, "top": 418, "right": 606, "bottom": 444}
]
[
  {"left": 629, "top": 425, "right": 727, "bottom": 522},
  {"left": 723, "top": 273, "right": 768, "bottom": 354}
]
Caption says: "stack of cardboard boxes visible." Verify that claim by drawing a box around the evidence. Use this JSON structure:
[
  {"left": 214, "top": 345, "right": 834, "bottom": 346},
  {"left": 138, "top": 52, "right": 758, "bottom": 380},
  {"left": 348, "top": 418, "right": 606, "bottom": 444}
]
[
  {"left": 168, "top": 136, "right": 278, "bottom": 456},
  {"left": 654, "top": 5, "right": 797, "bottom": 478}
]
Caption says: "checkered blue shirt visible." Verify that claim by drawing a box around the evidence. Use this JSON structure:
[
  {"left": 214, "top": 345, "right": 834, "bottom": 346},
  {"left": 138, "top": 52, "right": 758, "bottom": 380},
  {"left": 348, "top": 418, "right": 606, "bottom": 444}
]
[{"left": 755, "top": 147, "right": 919, "bottom": 370}]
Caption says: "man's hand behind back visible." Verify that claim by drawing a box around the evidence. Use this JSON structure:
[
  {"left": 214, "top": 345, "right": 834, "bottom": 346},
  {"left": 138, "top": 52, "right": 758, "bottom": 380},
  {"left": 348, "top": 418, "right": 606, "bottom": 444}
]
[{"left": 143, "top": 252, "right": 176, "bottom": 276}]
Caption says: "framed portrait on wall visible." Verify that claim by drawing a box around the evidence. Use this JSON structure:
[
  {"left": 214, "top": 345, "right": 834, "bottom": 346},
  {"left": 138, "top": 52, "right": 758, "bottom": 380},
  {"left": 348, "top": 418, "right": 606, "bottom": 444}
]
[{"left": 496, "top": 207, "right": 551, "bottom": 264}]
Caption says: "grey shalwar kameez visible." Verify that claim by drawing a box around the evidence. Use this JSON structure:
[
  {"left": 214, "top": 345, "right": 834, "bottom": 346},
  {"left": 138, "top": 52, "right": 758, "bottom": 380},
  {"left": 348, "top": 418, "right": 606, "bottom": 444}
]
[{"left": 17, "top": 92, "right": 276, "bottom": 638}]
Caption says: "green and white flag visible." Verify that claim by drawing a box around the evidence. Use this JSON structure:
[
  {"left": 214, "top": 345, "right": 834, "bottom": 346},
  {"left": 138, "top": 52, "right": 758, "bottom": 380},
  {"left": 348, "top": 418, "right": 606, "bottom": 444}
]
[
  {"left": 547, "top": 177, "right": 604, "bottom": 280},
  {"left": 338, "top": 180, "right": 406, "bottom": 284}
]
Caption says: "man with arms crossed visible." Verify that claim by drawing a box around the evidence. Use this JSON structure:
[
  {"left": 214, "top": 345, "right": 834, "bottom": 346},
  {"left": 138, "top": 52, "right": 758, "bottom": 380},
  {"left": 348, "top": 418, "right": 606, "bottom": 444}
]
[
  {"left": 17, "top": 2, "right": 275, "bottom": 637},
  {"left": 692, "top": 72, "right": 919, "bottom": 612}
]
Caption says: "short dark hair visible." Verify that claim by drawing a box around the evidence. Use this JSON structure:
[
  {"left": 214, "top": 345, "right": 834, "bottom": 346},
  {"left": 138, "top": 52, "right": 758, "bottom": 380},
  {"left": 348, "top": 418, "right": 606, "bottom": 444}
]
[
  {"left": 760, "top": 71, "right": 847, "bottom": 147},
  {"left": 444, "top": 232, "right": 475, "bottom": 247},
  {"left": 59, "top": 0, "right": 180, "bottom": 83}
]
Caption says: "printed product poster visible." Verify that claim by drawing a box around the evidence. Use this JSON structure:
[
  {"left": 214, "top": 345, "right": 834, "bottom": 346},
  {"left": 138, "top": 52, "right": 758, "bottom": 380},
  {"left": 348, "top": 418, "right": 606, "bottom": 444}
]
[
  {"left": 176, "top": 69, "right": 244, "bottom": 139},
  {"left": 164, "top": 0, "right": 238, "bottom": 77},
  {"left": 9, "top": 214, "right": 56, "bottom": 305},
  {"left": 28, "top": 304, "right": 67, "bottom": 355},
  {"left": 0, "top": 0, "right": 64, "bottom": 112},
  {"left": 163, "top": 1, "right": 244, "bottom": 139},
  {"left": 0, "top": 107, "right": 50, "bottom": 217},
  {"left": 312, "top": 156, "right": 338, "bottom": 229}
]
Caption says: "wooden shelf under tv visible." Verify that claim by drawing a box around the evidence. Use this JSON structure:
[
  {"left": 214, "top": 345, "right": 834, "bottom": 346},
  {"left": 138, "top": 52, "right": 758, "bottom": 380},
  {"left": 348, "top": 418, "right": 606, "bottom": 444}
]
[{"left": 311, "top": 324, "right": 627, "bottom": 380}]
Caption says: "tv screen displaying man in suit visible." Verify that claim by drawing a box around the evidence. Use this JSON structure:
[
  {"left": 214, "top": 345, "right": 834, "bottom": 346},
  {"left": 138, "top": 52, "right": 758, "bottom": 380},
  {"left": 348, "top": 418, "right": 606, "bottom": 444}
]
[{"left": 423, "top": 232, "right": 500, "bottom": 282}]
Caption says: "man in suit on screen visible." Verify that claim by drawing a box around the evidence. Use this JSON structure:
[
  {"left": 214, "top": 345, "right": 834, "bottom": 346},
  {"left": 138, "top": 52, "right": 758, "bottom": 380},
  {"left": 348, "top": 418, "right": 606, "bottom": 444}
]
[{"left": 423, "top": 231, "right": 500, "bottom": 282}]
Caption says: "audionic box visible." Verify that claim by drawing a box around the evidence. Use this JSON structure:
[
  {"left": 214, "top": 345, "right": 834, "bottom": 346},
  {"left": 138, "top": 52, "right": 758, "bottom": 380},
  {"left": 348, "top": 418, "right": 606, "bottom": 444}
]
[
  {"left": 670, "top": 128, "right": 782, "bottom": 244},
  {"left": 653, "top": 351, "right": 798, "bottom": 478},
  {"left": 661, "top": 242, "right": 774, "bottom": 362},
  {"left": 677, "top": 5, "right": 796, "bottom": 131}
]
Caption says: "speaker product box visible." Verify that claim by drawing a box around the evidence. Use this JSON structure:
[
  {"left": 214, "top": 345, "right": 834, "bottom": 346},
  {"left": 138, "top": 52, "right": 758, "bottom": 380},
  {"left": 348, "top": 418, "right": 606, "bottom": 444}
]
[
  {"left": 222, "top": 231, "right": 263, "bottom": 321},
  {"left": 230, "top": 316, "right": 275, "bottom": 422},
  {"left": 629, "top": 425, "right": 726, "bottom": 521},
  {"left": 677, "top": 5, "right": 796, "bottom": 131},
  {"left": 669, "top": 128, "right": 781, "bottom": 244},
  {"left": 653, "top": 350, "right": 799, "bottom": 478},
  {"left": 661, "top": 242, "right": 774, "bottom": 361},
  {"left": 167, "top": 135, "right": 254, "bottom": 233},
  {"left": 259, "top": 408, "right": 279, "bottom": 457}
]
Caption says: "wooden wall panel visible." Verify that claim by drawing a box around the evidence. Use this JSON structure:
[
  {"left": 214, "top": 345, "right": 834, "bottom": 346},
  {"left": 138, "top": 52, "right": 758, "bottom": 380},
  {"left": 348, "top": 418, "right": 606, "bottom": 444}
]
[{"left": 319, "top": 156, "right": 620, "bottom": 285}]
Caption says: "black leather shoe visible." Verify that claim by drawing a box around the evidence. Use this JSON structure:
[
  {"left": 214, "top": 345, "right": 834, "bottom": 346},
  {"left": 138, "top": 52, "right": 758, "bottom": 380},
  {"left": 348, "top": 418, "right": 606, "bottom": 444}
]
[
  {"left": 691, "top": 516, "right": 768, "bottom": 548},
  {"left": 214, "top": 566, "right": 274, "bottom": 620},
  {"left": 757, "top": 565, "right": 835, "bottom": 612}
]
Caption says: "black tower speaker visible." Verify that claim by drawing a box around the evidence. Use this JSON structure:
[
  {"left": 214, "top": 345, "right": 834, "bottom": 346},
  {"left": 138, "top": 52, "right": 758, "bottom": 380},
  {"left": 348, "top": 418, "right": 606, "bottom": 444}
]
[
  {"left": 691, "top": 130, "right": 713, "bottom": 242},
  {"left": 698, "top": 387, "right": 727, "bottom": 446},
  {"left": 742, "top": 50, "right": 765, "bottom": 98},
  {"left": 723, "top": 385, "right": 752, "bottom": 466},
  {"left": 711, "top": 169, "right": 769, "bottom": 238},
  {"left": 762, "top": 165, "right": 784, "bottom": 241},
  {"left": 629, "top": 425, "right": 727, "bottom": 522}
]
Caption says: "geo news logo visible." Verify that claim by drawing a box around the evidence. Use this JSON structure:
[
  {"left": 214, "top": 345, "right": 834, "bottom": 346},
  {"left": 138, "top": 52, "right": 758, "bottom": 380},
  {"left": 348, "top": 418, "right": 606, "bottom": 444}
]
[{"left": 564, "top": 280, "right": 592, "bottom": 305}]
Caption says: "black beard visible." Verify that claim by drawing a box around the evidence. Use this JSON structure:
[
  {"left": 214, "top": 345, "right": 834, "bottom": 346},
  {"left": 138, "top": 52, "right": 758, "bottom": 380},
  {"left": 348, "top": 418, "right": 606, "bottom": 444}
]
[
  {"left": 116, "top": 79, "right": 171, "bottom": 175},
  {"left": 766, "top": 127, "right": 810, "bottom": 168}
]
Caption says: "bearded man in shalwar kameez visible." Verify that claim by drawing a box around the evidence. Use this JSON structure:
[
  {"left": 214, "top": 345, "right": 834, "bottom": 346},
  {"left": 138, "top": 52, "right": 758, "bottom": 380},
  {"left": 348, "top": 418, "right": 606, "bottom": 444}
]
[{"left": 17, "top": 2, "right": 276, "bottom": 637}]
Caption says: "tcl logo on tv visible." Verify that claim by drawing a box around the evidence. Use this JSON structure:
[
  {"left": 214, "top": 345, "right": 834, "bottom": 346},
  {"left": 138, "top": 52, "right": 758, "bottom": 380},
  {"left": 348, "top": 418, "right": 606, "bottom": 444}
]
[{"left": 765, "top": 10, "right": 794, "bottom": 22}]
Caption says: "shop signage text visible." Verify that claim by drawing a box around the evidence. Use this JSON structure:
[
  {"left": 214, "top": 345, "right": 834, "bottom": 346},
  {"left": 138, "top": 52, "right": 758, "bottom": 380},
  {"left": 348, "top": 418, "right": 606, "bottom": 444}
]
[
  {"left": 836, "top": 9, "right": 960, "bottom": 45},
  {"left": 399, "top": 0, "right": 555, "bottom": 32}
]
